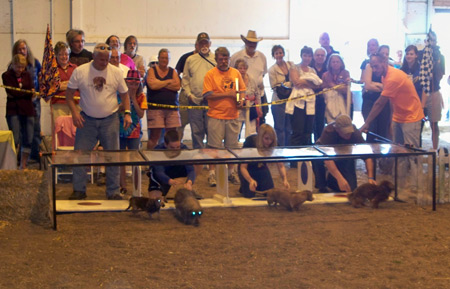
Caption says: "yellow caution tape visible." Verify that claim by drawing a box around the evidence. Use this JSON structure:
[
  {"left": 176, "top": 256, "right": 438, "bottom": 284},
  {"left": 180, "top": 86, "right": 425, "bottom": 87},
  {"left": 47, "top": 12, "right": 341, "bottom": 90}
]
[
  {"left": 2, "top": 83, "right": 345, "bottom": 110},
  {"left": 1, "top": 84, "right": 82, "bottom": 100},
  {"left": 1, "top": 84, "right": 40, "bottom": 96},
  {"left": 148, "top": 84, "right": 345, "bottom": 110}
]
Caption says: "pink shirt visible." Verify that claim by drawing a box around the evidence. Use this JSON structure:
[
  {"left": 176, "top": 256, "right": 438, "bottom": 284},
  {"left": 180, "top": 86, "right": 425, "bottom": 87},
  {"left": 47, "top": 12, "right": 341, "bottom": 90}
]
[{"left": 120, "top": 54, "right": 136, "bottom": 70}]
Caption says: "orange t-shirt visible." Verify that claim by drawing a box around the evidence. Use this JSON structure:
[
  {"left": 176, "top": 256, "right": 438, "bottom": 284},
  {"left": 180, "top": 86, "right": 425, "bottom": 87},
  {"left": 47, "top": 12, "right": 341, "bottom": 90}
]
[
  {"left": 203, "top": 67, "right": 246, "bottom": 119},
  {"left": 381, "top": 66, "right": 424, "bottom": 123}
]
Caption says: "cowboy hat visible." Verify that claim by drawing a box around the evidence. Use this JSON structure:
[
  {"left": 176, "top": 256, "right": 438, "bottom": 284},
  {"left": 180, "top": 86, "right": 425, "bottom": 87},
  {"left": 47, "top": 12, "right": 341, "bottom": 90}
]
[{"left": 241, "top": 30, "right": 263, "bottom": 43}]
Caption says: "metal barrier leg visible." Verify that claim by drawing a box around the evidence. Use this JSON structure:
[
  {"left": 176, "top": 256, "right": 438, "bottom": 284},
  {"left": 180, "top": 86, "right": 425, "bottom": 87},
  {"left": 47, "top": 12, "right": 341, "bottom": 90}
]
[
  {"left": 297, "top": 161, "right": 313, "bottom": 192},
  {"left": 52, "top": 166, "right": 57, "bottom": 230},
  {"left": 132, "top": 166, "right": 142, "bottom": 197},
  {"left": 394, "top": 157, "right": 399, "bottom": 201},
  {"left": 214, "top": 164, "right": 232, "bottom": 204}
]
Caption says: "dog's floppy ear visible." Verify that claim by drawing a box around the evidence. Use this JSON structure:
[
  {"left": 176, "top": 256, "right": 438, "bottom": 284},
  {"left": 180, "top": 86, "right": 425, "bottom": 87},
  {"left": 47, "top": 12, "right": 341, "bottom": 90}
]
[{"left": 380, "top": 180, "right": 394, "bottom": 191}]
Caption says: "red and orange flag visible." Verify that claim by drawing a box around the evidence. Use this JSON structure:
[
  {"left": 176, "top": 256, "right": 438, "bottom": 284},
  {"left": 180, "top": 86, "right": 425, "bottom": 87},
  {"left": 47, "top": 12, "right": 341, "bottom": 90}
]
[{"left": 39, "top": 24, "right": 60, "bottom": 101}]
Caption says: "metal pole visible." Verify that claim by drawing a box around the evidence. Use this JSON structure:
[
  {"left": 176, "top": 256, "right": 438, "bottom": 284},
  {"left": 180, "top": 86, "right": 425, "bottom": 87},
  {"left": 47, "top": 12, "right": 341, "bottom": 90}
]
[
  {"left": 346, "top": 81, "right": 351, "bottom": 116},
  {"left": 394, "top": 157, "right": 398, "bottom": 200},
  {"left": 50, "top": 0, "right": 53, "bottom": 39},
  {"left": 52, "top": 166, "right": 57, "bottom": 230},
  {"left": 10, "top": 0, "right": 15, "bottom": 45},
  {"left": 433, "top": 152, "right": 436, "bottom": 211}
]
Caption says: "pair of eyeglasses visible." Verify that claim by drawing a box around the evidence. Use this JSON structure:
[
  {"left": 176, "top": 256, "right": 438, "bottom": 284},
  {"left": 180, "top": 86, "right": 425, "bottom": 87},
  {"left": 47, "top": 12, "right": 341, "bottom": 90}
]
[{"left": 97, "top": 45, "right": 111, "bottom": 51}]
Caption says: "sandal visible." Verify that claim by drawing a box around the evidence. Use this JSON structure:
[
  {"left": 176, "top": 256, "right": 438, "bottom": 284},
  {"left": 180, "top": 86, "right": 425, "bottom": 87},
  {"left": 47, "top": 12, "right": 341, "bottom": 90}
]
[{"left": 120, "top": 187, "right": 128, "bottom": 195}]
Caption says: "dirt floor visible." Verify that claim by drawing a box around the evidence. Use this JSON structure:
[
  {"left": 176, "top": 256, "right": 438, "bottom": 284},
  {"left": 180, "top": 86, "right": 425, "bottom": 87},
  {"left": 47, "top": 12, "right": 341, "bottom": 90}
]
[
  {"left": 1, "top": 124, "right": 450, "bottom": 288},
  {"left": 1, "top": 200, "right": 450, "bottom": 288}
]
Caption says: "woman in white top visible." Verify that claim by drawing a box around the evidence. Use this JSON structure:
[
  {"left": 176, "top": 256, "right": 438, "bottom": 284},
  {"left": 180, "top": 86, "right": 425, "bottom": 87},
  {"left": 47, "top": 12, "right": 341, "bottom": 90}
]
[
  {"left": 268, "top": 45, "right": 293, "bottom": 146},
  {"left": 288, "top": 46, "right": 320, "bottom": 147}
]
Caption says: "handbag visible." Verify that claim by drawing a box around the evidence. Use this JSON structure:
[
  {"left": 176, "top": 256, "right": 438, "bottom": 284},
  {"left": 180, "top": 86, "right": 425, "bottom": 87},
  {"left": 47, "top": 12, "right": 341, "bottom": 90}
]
[{"left": 276, "top": 82, "right": 292, "bottom": 100}]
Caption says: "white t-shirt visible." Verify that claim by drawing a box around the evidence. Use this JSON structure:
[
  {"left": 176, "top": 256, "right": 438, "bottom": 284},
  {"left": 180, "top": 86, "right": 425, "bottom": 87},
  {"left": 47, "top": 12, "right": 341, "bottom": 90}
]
[
  {"left": 119, "top": 63, "right": 130, "bottom": 78},
  {"left": 230, "top": 49, "right": 267, "bottom": 95},
  {"left": 68, "top": 62, "right": 128, "bottom": 118}
]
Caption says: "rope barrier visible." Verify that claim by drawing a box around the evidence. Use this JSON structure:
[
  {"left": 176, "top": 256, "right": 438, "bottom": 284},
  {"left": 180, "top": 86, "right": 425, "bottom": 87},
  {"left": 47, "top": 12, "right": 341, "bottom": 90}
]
[
  {"left": 1, "top": 83, "right": 346, "bottom": 110},
  {"left": 1, "top": 84, "right": 40, "bottom": 96},
  {"left": 147, "top": 83, "right": 345, "bottom": 110}
]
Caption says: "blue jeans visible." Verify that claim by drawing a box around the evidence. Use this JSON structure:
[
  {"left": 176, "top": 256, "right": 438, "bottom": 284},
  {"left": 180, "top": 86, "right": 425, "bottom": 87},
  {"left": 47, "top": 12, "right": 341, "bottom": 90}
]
[
  {"left": 362, "top": 94, "right": 391, "bottom": 142},
  {"left": 120, "top": 137, "right": 140, "bottom": 150},
  {"left": 6, "top": 114, "right": 34, "bottom": 154},
  {"left": 73, "top": 112, "right": 120, "bottom": 197},
  {"left": 188, "top": 99, "right": 208, "bottom": 149},
  {"left": 271, "top": 103, "right": 291, "bottom": 146},
  {"left": 31, "top": 99, "right": 42, "bottom": 160}
]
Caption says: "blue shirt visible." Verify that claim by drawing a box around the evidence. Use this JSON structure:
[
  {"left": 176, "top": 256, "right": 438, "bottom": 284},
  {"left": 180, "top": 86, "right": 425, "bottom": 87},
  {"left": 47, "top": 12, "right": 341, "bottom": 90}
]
[{"left": 151, "top": 143, "right": 195, "bottom": 185}]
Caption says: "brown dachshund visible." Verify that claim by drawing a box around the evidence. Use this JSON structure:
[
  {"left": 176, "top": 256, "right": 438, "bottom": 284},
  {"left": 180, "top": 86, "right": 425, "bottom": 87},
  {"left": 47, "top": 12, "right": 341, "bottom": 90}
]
[
  {"left": 125, "top": 196, "right": 165, "bottom": 219},
  {"left": 266, "top": 189, "right": 314, "bottom": 211},
  {"left": 348, "top": 180, "right": 394, "bottom": 209}
]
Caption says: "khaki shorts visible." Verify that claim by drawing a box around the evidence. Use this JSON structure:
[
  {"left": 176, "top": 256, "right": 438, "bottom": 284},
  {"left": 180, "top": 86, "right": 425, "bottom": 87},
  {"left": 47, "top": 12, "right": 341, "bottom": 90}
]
[
  {"left": 425, "top": 91, "right": 443, "bottom": 122},
  {"left": 206, "top": 117, "right": 240, "bottom": 149},
  {"left": 147, "top": 109, "right": 181, "bottom": 128}
]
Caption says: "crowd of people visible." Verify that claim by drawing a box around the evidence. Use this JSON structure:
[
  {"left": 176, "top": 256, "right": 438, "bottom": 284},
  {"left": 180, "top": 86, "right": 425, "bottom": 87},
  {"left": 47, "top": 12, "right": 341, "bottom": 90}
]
[{"left": 2, "top": 28, "right": 446, "bottom": 199}]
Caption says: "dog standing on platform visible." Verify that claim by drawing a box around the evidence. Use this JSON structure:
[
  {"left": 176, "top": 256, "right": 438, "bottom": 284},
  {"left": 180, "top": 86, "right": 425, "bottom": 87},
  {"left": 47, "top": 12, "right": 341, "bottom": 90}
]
[
  {"left": 266, "top": 189, "right": 314, "bottom": 211},
  {"left": 125, "top": 195, "right": 165, "bottom": 219},
  {"left": 348, "top": 180, "right": 394, "bottom": 209},
  {"left": 174, "top": 188, "right": 203, "bottom": 226}
]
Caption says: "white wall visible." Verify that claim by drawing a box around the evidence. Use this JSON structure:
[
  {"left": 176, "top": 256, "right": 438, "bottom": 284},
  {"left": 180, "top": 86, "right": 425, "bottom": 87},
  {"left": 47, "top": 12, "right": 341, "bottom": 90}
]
[
  {"left": 0, "top": 0, "right": 70, "bottom": 134},
  {"left": 0, "top": 0, "right": 429, "bottom": 138}
]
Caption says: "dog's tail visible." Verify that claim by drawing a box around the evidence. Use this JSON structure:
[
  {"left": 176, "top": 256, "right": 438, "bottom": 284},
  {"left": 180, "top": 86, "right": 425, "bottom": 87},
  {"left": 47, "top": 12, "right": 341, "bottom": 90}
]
[{"left": 125, "top": 202, "right": 131, "bottom": 211}]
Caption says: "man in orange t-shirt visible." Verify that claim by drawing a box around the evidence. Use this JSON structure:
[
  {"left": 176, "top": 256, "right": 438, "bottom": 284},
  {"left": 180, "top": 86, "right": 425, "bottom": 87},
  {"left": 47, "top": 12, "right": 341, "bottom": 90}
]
[
  {"left": 202, "top": 46, "right": 246, "bottom": 186},
  {"left": 361, "top": 53, "right": 424, "bottom": 148}
]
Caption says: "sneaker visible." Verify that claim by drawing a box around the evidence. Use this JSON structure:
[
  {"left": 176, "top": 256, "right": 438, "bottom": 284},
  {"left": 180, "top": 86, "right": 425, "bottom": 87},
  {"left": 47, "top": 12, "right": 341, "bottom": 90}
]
[
  {"left": 208, "top": 174, "right": 217, "bottom": 187},
  {"left": 69, "top": 191, "right": 87, "bottom": 200},
  {"left": 108, "top": 194, "right": 123, "bottom": 200},
  {"left": 228, "top": 171, "right": 240, "bottom": 185}
]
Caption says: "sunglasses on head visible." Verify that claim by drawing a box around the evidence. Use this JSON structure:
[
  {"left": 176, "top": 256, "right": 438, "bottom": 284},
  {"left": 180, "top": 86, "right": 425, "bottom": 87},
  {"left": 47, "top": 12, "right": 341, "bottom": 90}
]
[
  {"left": 126, "top": 79, "right": 141, "bottom": 83},
  {"left": 97, "top": 45, "right": 111, "bottom": 51}
]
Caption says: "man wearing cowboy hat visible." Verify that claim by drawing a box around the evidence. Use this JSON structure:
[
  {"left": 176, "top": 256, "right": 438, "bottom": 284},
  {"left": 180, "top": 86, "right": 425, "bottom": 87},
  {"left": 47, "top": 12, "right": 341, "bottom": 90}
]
[{"left": 230, "top": 30, "right": 268, "bottom": 123}]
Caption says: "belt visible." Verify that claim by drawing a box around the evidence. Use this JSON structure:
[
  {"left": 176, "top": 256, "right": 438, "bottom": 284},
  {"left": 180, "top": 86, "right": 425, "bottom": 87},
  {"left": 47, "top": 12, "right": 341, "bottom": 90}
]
[{"left": 81, "top": 111, "right": 117, "bottom": 120}]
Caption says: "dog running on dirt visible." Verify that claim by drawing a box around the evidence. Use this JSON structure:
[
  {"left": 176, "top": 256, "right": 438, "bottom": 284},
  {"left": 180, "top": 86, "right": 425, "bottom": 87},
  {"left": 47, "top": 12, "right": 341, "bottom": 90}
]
[
  {"left": 174, "top": 188, "right": 203, "bottom": 226},
  {"left": 125, "top": 196, "right": 165, "bottom": 219},
  {"left": 265, "top": 189, "right": 314, "bottom": 211},
  {"left": 348, "top": 180, "right": 394, "bottom": 209}
]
